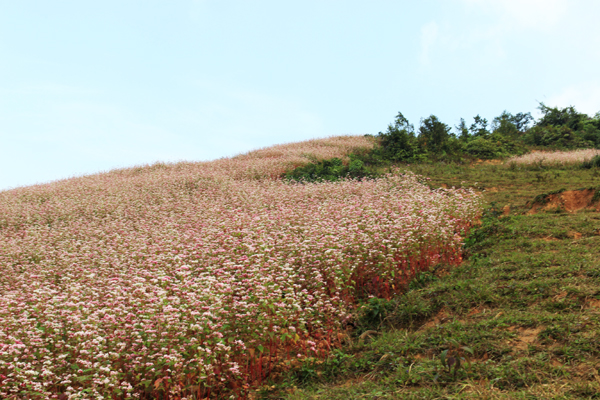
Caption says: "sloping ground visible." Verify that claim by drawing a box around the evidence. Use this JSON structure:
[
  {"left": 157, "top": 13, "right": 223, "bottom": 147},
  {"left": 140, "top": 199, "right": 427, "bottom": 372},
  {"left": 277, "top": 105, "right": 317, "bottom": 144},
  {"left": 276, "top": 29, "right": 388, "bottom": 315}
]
[
  {"left": 0, "top": 137, "right": 483, "bottom": 399},
  {"left": 528, "top": 188, "right": 600, "bottom": 214},
  {"left": 269, "top": 164, "right": 600, "bottom": 400}
]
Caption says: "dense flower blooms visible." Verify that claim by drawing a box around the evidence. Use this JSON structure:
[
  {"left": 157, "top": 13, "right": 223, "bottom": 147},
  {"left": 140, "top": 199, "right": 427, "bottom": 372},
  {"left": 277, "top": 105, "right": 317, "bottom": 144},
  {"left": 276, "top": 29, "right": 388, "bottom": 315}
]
[
  {"left": 0, "top": 136, "right": 481, "bottom": 399},
  {"left": 507, "top": 149, "right": 600, "bottom": 166}
]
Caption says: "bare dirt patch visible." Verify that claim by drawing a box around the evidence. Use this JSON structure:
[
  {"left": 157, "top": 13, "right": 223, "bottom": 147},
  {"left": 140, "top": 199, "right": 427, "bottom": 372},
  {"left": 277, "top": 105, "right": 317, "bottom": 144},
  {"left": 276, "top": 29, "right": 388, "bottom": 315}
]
[
  {"left": 467, "top": 306, "right": 486, "bottom": 317},
  {"left": 551, "top": 359, "right": 563, "bottom": 367},
  {"left": 507, "top": 326, "right": 544, "bottom": 351},
  {"left": 568, "top": 231, "right": 583, "bottom": 239},
  {"left": 586, "top": 298, "right": 600, "bottom": 310},
  {"left": 528, "top": 188, "right": 600, "bottom": 214},
  {"left": 418, "top": 308, "right": 450, "bottom": 331}
]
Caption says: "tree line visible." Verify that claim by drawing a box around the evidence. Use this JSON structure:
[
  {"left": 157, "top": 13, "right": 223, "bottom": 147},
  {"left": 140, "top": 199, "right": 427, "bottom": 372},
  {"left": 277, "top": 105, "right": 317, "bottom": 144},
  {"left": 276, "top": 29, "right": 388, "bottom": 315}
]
[
  {"left": 285, "top": 103, "right": 600, "bottom": 182},
  {"left": 377, "top": 103, "right": 600, "bottom": 163}
]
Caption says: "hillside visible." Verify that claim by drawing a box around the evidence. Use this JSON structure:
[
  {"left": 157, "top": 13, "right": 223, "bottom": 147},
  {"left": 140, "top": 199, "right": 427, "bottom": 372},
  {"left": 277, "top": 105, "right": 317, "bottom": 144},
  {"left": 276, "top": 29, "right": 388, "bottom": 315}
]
[
  {"left": 3, "top": 128, "right": 600, "bottom": 399},
  {"left": 0, "top": 136, "right": 481, "bottom": 399},
  {"left": 274, "top": 159, "right": 600, "bottom": 399}
]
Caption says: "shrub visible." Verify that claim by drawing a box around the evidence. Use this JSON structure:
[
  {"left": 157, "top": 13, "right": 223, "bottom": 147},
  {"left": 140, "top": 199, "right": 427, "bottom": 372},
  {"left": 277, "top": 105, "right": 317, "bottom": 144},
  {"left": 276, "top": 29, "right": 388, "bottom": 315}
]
[
  {"left": 582, "top": 154, "right": 600, "bottom": 169},
  {"left": 465, "top": 137, "right": 502, "bottom": 159},
  {"left": 284, "top": 157, "right": 372, "bottom": 182},
  {"left": 285, "top": 157, "right": 344, "bottom": 181},
  {"left": 582, "top": 121, "right": 600, "bottom": 147}
]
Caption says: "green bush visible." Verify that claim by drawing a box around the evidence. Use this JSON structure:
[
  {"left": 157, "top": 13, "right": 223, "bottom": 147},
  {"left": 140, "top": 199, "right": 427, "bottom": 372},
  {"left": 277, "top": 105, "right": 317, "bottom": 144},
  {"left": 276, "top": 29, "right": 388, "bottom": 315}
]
[
  {"left": 582, "top": 121, "right": 600, "bottom": 147},
  {"left": 465, "top": 137, "right": 502, "bottom": 159},
  {"left": 581, "top": 155, "right": 600, "bottom": 169},
  {"left": 284, "top": 157, "right": 372, "bottom": 182}
]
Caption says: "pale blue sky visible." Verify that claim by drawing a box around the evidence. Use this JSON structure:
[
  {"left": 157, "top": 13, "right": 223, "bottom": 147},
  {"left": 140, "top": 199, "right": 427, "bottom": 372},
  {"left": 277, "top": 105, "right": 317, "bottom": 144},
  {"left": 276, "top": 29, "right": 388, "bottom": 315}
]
[{"left": 1, "top": 0, "right": 600, "bottom": 190}]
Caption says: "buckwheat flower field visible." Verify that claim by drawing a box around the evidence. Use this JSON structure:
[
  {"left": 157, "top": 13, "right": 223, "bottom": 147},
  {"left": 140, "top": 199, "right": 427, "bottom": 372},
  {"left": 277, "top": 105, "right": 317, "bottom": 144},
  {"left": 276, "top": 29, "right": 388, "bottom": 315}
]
[
  {"left": 0, "top": 136, "right": 482, "bottom": 399},
  {"left": 506, "top": 149, "right": 600, "bottom": 166}
]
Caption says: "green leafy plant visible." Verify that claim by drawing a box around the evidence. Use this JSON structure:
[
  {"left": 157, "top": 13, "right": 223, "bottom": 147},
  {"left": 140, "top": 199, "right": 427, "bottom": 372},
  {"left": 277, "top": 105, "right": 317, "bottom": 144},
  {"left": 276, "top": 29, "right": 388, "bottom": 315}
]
[
  {"left": 436, "top": 339, "right": 474, "bottom": 380},
  {"left": 356, "top": 297, "right": 395, "bottom": 330}
]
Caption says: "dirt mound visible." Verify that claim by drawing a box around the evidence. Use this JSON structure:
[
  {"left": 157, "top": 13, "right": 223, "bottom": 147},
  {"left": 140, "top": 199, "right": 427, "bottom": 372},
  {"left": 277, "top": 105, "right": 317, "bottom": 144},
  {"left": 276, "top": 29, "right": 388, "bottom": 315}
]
[{"left": 528, "top": 188, "right": 600, "bottom": 214}]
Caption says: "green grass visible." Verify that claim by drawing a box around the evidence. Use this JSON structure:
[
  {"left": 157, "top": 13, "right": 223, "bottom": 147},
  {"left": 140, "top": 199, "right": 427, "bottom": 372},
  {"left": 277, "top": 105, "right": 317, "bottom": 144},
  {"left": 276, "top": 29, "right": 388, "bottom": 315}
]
[{"left": 252, "top": 162, "right": 600, "bottom": 399}]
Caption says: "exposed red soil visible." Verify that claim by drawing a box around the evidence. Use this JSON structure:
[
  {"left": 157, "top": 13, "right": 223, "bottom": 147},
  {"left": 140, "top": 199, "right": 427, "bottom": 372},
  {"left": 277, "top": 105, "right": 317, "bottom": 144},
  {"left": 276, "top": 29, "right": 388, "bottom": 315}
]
[{"left": 528, "top": 189, "right": 599, "bottom": 214}]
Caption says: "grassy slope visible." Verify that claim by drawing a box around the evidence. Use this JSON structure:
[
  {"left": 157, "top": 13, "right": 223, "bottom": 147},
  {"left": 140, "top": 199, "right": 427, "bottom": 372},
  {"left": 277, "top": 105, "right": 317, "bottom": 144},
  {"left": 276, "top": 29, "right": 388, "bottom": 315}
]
[{"left": 257, "top": 163, "right": 600, "bottom": 399}]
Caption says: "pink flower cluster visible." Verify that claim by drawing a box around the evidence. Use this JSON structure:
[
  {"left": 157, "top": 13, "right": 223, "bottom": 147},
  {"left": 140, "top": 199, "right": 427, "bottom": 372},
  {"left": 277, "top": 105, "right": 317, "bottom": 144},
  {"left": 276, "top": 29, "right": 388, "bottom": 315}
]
[{"left": 0, "top": 136, "right": 481, "bottom": 399}]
